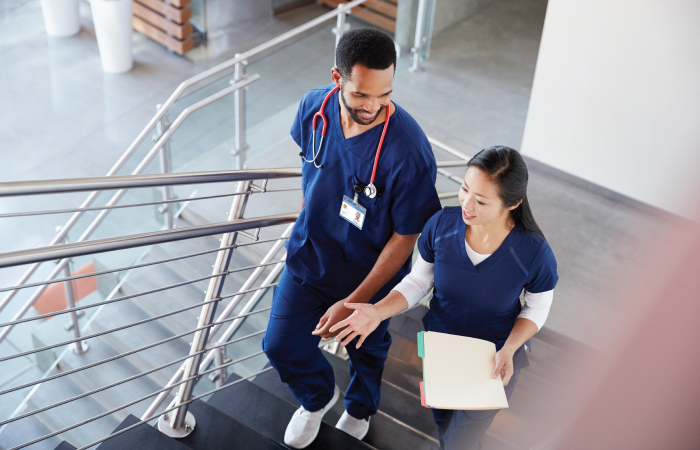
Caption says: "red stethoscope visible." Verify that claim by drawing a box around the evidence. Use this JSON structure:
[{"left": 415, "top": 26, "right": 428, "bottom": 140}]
[{"left": 300, "top": 86, "right": 390, "bottom": 199}]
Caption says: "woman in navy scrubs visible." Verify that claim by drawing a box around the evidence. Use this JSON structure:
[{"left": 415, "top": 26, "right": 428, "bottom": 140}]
[{"left": 330, "top": 146, "right": 558, "bottom": 449}]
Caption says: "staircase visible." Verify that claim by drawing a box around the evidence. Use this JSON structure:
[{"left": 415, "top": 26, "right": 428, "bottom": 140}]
[{"left": 27, "top": 302, "right": 592, "bottom": 450}]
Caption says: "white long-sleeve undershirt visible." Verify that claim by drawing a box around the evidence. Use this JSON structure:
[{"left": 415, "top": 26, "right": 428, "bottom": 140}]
[{"left": 392, "top": 241, "right": 553, "bottom": 330}]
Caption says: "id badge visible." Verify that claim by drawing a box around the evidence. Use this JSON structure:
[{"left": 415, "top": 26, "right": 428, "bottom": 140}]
[{"left": 340, "top": 195, "right": 366, "bottom": 230}]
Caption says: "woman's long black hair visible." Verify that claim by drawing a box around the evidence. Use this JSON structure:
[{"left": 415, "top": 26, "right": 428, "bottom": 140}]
[{"left": 466, "top": 146, "right": 544, "bottom": 237}]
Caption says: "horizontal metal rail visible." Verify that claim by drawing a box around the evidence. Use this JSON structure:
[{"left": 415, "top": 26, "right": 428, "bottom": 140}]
[
  {"left": 436, "top": 160, "right": 470, "bottom": 168},
  {"left": 428, "top": 136, "right": 472, "bottom": 161},
  {"left": 0, "top": 239, "right": 288, "bottom": 294},
  {"left": 0, "top": 213, "right": 298, "bottom": 269},
  {"left": 0, "top": 312, "right": 270, "bottom": 397},
  {"left": 0, "top": 259, "right": 281, "bottom": 329},
  {"left": 0, "top": 341, "right": 266, "bottom": 429},
  {"left": 0, "top": 188, "right": 300, "bottom": 219},
  {"left": 72, "top": 367, "right": 275, "bottom": 450},
  {"left": 8, "top": 353, "right": 270, "bottom": 450},
  {"left": 0, "top": 284, "right": 272, "bottom": 362},
  {"left": 0, "top": 168, "right": 301, "bottom": 197}
]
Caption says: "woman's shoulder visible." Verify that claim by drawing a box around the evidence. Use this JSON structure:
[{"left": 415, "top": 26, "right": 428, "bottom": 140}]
[
  {"left": 427, "top": 206, "right": 461, "bottom": 228},
  {"left": 511, "top": 226, "right": 556, "bottom": 264}
]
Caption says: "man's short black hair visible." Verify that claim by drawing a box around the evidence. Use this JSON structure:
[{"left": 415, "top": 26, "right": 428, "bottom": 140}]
[{"left": 335, "top": 28, "right": 397, "bottom": 80}]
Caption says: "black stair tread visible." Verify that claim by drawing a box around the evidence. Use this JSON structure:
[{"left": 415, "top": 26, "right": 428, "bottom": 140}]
[
  {"left": 96, "top": 414, "right": 188, "bottom": 450},
  {"left": 178, "top": 399, "right": 285, "bottom": 450},
  {"left": 251, "top": 365, "right": 438, "bottom": 449},
  {"left": 54, "top": 442, "right": 77, "bottom": 450},
  {"left": 207, "top": 373, "right": 374, "bottom": 450}
]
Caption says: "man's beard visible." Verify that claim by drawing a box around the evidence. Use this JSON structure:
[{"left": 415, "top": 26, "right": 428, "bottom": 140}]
[{"left": 340, "top": 86, "right": 385, "bottom": 126}]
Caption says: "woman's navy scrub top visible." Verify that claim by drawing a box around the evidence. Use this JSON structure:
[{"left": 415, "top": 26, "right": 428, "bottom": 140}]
[
  {"left": 287, "top": 85, "right": 442, "bottom": 303},
  {"left": 417, "top": 207, "right": 558, "bottom": 368}
]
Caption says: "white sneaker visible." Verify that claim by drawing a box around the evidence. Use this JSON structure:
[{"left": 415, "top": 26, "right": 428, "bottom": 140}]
[
  {"left": 284, "top": 385, "right": 340, "bottom": 449},
  {"left": 335, "top": 410, "right": 370, "bottom": 440}
]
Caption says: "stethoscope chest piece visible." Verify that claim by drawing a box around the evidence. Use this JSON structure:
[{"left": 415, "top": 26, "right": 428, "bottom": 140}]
[{"left": 363, "top": 183, "right": 378, "bottom": 199}]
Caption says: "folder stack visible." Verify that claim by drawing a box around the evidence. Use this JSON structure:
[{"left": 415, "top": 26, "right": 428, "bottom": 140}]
[{"left": 417, "top": 331, "right": 509, "bottom": 410}]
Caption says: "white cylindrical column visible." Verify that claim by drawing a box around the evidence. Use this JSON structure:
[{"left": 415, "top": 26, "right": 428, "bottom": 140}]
[
  {"left": 91, "top": 0, "right": 134, "bottom": 74},
  {"left": 40, "top": 0, "right": 81, "bottom": 37}
]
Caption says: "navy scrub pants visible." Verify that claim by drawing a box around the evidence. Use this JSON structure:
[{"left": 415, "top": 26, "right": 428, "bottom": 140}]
[
  {"left": 433, "top": 369, "right": 520, "bottom": 450},
  {"left": 262, "top": 269, "right": 392, "bottom": 420}
]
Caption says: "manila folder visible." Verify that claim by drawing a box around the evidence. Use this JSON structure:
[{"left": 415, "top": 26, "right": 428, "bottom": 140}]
[{"left": 421, "top": 331, "right": 509, "bottom": 410}]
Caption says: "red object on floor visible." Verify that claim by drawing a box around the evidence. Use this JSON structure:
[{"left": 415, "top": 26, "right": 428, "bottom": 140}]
[{"left": 33, "top": 261, "right": 98, "bottom": 317}]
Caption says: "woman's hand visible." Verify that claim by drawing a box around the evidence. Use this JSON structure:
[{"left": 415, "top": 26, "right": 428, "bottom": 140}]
[
  {"left": 491, "top": 348, "right": 515, "bottom": 386},
  {"left": 328, "top": 303, "right": 382, "bottom": 349}
]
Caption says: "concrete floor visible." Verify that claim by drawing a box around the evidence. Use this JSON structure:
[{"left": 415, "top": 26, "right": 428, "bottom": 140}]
[{"left": 0, "top": 0, "right": 678, "bottom": 355}]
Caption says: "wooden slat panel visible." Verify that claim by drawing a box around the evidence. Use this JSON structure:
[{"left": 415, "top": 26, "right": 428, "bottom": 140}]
[
  {"left": 133, "top": 16, "right": 194, "bottom": 54},
  {"left": 135, "top": 0, "right": 191, "bottom": 24},
  {"left": 367, "top": 0, "right": 397, "bottom": 19},
  {"left": 354, "top": 8, "right": 396, "bottom": 32},
  {"left": 133, "top": 2, "right": 192, "bottom": 39},
  {"left": 165, "top": 0, "right": 191, "bottom": 8},
  {"left": 318, "top": 0, "right": 363, "bottom": 14},
  {"left": 320, "top": 0, "right": 396, "bottom": 29}
]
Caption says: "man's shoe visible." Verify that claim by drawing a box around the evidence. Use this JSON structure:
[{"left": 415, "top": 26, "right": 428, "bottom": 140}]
[
  {"left": 336, "top": 410, "right": 370, "bottom": 440},
  {"left": 284, "top": 385, "right": 340, "bottom": 449}
]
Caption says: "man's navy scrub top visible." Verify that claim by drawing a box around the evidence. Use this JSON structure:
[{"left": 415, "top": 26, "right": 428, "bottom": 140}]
[
  {"left": 287, "top": 85, "right": 442, "bottom": 303},
  {"left": 417, "top": 207, "right": 558, "bottom": 353}
]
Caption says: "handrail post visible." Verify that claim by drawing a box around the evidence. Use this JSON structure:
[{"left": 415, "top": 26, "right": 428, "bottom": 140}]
[
  {"left": 60, "top": 233, "right": 89, "bottom": 355},
  {"left": 410, "top": 0, "right": 429, "bottom": 72},
  {"left": 232, "top": 55, "right": 249, "bottom": 170},
  {"left": 159, "top": 180, "right": 252, "bottom": 437},
  {"left": 156, "top": 105, "right": 175, "bottom": 230},
  {"left": 334, "top": 6, "right": 349, "bottom": 49}
]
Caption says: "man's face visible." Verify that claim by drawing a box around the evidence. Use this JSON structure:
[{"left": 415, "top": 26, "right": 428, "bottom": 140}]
[{"left": 333, "top": 64, "right": 394, "bottom": 126}]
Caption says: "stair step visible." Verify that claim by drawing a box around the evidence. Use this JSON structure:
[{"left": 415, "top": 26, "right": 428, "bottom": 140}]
[
  {"left": 56, "top": 337, "right": 164, "bottom": 422},
  {"left": 207, "top": 373, "right": 373, "bottom": 450},
  {"left": 117, "top": 255, "right": 205, "bottom": 338},
  {"left": 251, "top": 361, "right": 438, "bottom": 450},
  {"left": 387, "top": 332, "right": 422, "bottom": 369},
  {"left": 87, "top": 297, "right": 190, "bottom": 388},
  {"left": 95, "top": 414, "right": 188, "bottom": 450},
  {"left": 177, "top": 399, "right": 285, "bottom": 450},
  {"left": 18, "top": 372, "right": 121, "bottom": 449}
]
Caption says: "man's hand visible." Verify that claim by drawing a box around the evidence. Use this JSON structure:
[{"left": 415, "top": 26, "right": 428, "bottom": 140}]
[{"left": 311, "top": 300, "right": 354, "bottom": 339}]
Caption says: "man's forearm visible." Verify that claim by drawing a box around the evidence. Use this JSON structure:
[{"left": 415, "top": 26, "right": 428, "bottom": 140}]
[{"left": 346, "top": 231, "right": 419, "bottom": 304}]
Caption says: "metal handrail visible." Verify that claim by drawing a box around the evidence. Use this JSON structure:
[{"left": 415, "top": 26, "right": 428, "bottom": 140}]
[
  {"left": 0, "top": 168, "right": 301, "bottom": 197},
  {"left": 0, "top": 213, "right": 297, "bottom": 269},
  {"left": 0, "top": 188, "right": 299, "bottom": 219},
  {"left": 0, "top": 237, "right": 288, "bottom": 294}
]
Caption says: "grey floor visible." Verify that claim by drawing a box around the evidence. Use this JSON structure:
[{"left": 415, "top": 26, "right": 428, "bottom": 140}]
[{"left": 0, "top": 0, "right": 678, "bottom": 364}]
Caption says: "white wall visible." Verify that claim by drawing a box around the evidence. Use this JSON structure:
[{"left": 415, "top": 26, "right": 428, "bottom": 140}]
[{"left": 521, "top": 0, "right": 700, "bottom": 218}]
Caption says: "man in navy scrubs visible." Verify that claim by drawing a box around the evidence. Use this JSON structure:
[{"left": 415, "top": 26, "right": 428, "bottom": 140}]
[{"left": 262, "top": 28, "right": 441, "bottom": 448}]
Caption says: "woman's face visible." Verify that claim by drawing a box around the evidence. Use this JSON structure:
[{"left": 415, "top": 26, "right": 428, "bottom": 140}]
[{"left": 458, "top": 167, "right": 514, "bottom": 227}]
